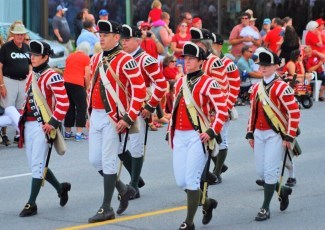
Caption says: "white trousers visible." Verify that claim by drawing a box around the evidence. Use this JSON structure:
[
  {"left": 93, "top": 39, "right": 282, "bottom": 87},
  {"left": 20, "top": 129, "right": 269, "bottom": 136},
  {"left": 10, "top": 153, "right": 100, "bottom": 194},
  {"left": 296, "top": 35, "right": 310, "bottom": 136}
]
[
  {"left": 254, "top": 129, "right": 285, "bottom": 184},
  {"left": 89, "top": 109, "right": 119, "bottom": 174},
  {"left": 0, "top": 106, "right": 20, "bottom": 131},
  {"left": 126, "top": 116, "right": 146, "bottom": 158},
  {"left": 219, "top": 120, "right": 230, "bottom": 150},
  {"left": 24, "top": 121, "right": 48, "bottom": 179},
  {"left": 173, "top": 130, "right": 208, "bottom": 190}
]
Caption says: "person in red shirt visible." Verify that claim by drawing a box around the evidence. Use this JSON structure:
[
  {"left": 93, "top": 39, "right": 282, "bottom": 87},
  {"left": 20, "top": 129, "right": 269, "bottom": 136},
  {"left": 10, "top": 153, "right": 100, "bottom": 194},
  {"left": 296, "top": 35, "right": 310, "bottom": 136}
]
[
  {"left": 264, "top": 17, "right": 284, "bottom": 53},
  {"left": 305, "top": 20, "right": 325, "bottom": 53},
  {"left": 147, "top": 0, "right": 162, "bottom": 23},
  {"left": 171, "top": 22, "right": 191, "bottom": 69},
  {"left": 162, "top": 55, "right": 184, "bottom": 81},
  {"left": 63, "top": 41, "right": 91, "bottom": 141},
  {"left": 303, "top": 45, "right": 325, "bottom": 100},
  {"left": 139, "top": 21, "right": 164, "bottom": 59}
]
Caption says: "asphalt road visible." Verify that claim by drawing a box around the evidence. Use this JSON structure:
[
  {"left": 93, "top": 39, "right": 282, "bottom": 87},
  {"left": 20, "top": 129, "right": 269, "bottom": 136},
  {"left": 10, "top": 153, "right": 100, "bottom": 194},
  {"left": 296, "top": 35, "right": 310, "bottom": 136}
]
[{"left": 1, "top": 102, "right": 325, "bottom": 230}]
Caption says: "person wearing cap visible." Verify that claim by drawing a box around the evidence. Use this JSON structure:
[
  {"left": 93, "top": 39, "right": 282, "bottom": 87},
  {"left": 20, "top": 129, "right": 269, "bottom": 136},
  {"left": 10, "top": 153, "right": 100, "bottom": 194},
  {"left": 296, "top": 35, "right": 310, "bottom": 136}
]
[
  {"left": 140, "top": 21, "right": 164, "bottom": 59},
  {"left": 229, "top": 12, "right": 261, "bottom": 58},
  {"left": 99, "top": 9, "right": 109, "bottom": 21},
  {"left": 190, "top": 27, "right": 233, "bottom": 185},
  {"left": 52, "top": 5, "right": 73, "bottom": 53},
  {"left": 316, "top": 18, "right": 325, "bottom": 44},
  {"left": 0, "top": 23, "right": 31, "bottom": 145},
  {"left": 169, "top": 41, "right": 227, "bottom": 230},
  {"left": 192, "top": 17, "right": 202, "bottom": 29},
  {"left": 118, "top": 24, "right": 167, "bottom": 200},
  {"left": 246, "top": 49, "right": 300, "bottom": 221},
  {"left": 87, "top": 20, "right": 146, "bottom": 223},
  {"left": 260, "top": 18, "right": 271, "bottom": 42},
  {"left": 245, "top": 9, "right": 259, "bottom": 32},
  {"left": 18, "top": 40, "right": 71, "bottom": 217},
  {"left": 264, "top": 17, "right": 284, "bottom": 54}
]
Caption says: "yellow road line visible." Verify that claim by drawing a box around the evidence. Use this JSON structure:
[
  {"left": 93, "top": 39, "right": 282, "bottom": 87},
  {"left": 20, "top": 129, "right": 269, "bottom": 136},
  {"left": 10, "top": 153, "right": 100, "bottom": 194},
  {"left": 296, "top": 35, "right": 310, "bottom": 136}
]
[{"left": 58, "top": 206, "right": 186, "bottom": 230}]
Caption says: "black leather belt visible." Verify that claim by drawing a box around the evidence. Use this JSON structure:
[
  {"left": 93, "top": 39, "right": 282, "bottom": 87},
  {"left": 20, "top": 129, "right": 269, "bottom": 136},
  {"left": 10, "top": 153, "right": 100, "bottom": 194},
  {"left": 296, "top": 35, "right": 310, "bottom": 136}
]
[{"left": 5, "top": 76, "right": 26, "bottom": 81}]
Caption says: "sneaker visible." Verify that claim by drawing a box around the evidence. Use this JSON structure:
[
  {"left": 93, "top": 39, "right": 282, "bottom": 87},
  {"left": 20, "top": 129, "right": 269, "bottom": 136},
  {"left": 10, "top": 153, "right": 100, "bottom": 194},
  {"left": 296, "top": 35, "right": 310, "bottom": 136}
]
[
  {"left": 1, "top": 135, "right": 11, "bottom": 146},
  {"left": 14, "top": 135, "right": 20, "bottom": 144},
  {"left": 75, "top": 133, "right": 88, "bottom": 141},
  {"left": 64, "top": 131, "right": 75, "bottom": 140}
]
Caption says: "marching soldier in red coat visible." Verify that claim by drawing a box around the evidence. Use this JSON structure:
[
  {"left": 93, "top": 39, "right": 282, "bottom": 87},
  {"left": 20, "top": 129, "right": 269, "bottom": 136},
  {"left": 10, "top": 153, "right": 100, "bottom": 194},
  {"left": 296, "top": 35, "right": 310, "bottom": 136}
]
[
  {"left": 119, "top": 24, "right": 168, "bottom": 199},
  {"left": 18, "top": 40, "right": 70, "bottom": 217},
  {"left": 190, "top": 28, "right": 239, "bottom": 184},
  {"left": 246, "top": 49, "right": 300, "bottom": 221},
  {"left": 169, "top": 42, "right": 228, "bottom": 230},
  {"left": 87, "top": 20, "right": 146, "bottom": 223}
]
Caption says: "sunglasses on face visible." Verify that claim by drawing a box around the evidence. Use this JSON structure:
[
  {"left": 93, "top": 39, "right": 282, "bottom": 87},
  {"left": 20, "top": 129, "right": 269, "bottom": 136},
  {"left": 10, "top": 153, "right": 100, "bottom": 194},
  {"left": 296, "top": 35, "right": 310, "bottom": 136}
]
[
  {"left": 170, "top": 60, "right": 177, "bottom": 63},
  {"left": 241, "top": 17, "right": 249, "bottom": 20}
]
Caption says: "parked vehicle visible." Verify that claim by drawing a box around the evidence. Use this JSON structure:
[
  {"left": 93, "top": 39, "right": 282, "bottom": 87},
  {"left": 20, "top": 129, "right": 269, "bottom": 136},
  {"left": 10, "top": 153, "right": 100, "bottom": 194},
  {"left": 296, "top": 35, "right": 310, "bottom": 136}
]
[{"left": 0, "top": 22, "right": 68, "bottom": 69}]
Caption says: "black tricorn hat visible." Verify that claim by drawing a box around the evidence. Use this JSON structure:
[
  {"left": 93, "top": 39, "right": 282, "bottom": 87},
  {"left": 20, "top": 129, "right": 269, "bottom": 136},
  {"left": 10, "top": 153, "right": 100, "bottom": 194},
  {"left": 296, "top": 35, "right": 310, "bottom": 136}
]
[
  {"left": 29, "top": 40, "right": 53, "bottom": 56},
  {"left": 257, "top": 49, "right": 281, "bottom": 66},
  {"left": 121, "top": 24, "right": 142, "bottom": 38},
  {"left": 97, "top": 20, "right": 121, "bottom": 34},
  {"left": 190, "top": 27, "right": 212, "bottom": 40},
  {"left": 180, "top": 41, "right": 206, "bottom": 60},
  {"left": 211, "top": 32, "right": 224, "bottom": 45}
]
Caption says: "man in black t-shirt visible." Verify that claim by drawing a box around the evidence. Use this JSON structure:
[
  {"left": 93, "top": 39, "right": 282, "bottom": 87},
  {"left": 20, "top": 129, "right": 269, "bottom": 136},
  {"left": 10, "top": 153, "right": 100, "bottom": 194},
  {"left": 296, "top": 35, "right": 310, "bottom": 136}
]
[{"left": 0, "top": 23, "right": 31, "bottom": 145}]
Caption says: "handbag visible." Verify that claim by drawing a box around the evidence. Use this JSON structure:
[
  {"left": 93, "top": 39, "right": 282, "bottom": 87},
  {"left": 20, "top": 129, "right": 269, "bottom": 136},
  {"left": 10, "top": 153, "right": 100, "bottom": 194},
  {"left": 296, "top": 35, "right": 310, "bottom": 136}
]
[{"left": 0, "top": 106, "right": 4, "bottom": 116}]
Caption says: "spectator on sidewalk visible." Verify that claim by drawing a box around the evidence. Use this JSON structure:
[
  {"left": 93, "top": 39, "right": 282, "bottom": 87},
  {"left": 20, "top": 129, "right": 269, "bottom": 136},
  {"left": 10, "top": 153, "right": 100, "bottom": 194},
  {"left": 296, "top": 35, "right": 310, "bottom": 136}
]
[
  {"left": 139, "top": 21, "right": 164, "bottom": 59},
  {"left": 229, "top": 12, "right": 260, "bottom": 59},
  {"left": 63, "top": 42, "right": 90, "bottom": 141},
  {"left": 264, "top": 17, "right": 283, "bottom": 53},
  {"left": 52, "top": 5, "right": 73, "bottom": 53},
  {"left": 148, "top": 0, "right": 162, "bottom": 24},
  {"left": 171, "top": 22, "right": 191, "bottom": 69},
  {"left": 77, "top": 20, "right": 99, "bottom": 57},
  {"left": 99, "top": 9, "right": 109, "bottom": 21},
  {"left": 0, "top": 23, "right": 31, "bottom": 145}
]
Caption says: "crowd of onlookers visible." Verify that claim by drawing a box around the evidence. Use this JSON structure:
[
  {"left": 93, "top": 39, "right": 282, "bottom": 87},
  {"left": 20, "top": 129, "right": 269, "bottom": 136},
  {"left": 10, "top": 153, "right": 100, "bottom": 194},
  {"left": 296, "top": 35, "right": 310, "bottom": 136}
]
[{"left": 1, "top": 0, "right": 325, "bottom": 145}]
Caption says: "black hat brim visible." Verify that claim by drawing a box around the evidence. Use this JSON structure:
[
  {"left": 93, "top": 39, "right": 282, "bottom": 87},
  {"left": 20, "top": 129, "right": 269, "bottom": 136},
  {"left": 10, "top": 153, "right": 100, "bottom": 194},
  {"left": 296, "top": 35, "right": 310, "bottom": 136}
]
[{"left": 257, "top": 62, "right": 273, "bottom": 66}]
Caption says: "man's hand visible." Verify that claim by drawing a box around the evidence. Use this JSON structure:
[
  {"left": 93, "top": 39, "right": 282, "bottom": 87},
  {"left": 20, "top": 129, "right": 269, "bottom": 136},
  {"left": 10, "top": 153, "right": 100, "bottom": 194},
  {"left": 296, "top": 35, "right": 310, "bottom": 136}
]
[
  {"left": 116, "top": 119, "right": 129, "bottom": 133},
  {"left": 0, "top": 85, "right": 7, "bottom": 97},
  {"left": 282, "top": 140, "right": 291, "bottom": 149},
  {"left": 200, "top": 132, "right": 211, "bottom": 143},
  {"left": 248, "top": 139, "right": 254, "bottom": 149},
  {"left": 42, "top": 123, "right": 55, "bottom": 135},
  {"left": 86, "top": 119, "right": 90, "bottom": 130},
  {"left": 141, "top": 109, "right": 151, "bottom": 119}
]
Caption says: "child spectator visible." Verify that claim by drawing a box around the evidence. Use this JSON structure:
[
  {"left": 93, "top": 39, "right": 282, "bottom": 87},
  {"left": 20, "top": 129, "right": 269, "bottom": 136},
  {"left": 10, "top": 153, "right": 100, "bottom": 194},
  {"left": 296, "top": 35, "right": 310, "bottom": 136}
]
[{"left": 148, "top": 0, "right": 162, "bottom": 24}]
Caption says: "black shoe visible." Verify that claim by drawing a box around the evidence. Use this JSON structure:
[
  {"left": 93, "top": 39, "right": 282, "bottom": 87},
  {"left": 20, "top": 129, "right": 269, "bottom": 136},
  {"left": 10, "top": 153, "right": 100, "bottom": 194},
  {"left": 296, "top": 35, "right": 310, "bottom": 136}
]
[
  {"left": 179, "top": 221, "right": 195, "bottom": 230},
  {"left": 129, "top": 188, "right": 140, "bottom": 200},
  {"left": 207, "top": 172, "right": 218, "bottom": 185},
  {"left": 58, "top": 182, "right": 71, "bottom": 207},
  {"left": 221, "top": 164, "right": 228, "bottom": 173},
  {"left": 285, "top": 178, "right": 296, "bottom": 187},
  {"left": 19, "top": 203, "right": 37, "bottom": 217},
  {"left": 1, "top": 135, "right": 10, "bottom": 146},
  {"left": 280, "top": 187, "right": 292, "bottom": 211},
  {"left": 202, "top": 198, "right": 218, "bottom": 225},
  {"left": 117, "top": 185, "right": 136, "bottom": 215},
  {"left": 14, "top": 135, "right": 20, "bottom": 144},
  {"left": 138, "top": 177, "right": 145, "bottom": 188},
  {"left": 88, "top": 207, "right": 115, "bottom": 223},
  {"left": 255, "top": 208, "right": 270, "bottom": 221},
  {"left": 256, "top": 179, "right": 265, "bottom": 187}
]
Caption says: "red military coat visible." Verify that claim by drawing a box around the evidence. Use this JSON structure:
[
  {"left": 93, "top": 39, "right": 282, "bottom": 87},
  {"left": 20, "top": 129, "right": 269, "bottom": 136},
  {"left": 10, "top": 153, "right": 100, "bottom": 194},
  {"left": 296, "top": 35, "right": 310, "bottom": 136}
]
[
  {"left": 89, "top": 48, "right": 146, "bottom": 125},
  {"left": 246, "top": 76, "right": 300, "bottom": 142},
  {"left": 133, "top": 49, "right": 167, "bottom": 112},
  {"left": 168, "top": 71, "right": 228, "bottom": 148}
]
